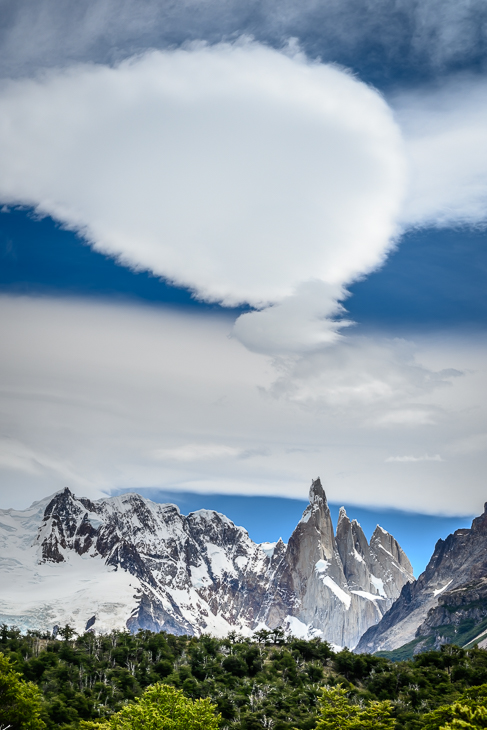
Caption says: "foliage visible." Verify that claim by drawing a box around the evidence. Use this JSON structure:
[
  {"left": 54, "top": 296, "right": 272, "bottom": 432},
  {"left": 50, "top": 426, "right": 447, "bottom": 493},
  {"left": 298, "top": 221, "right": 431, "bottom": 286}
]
[
  {"left": 314, "top": 685, "right": 394, "bottom": 730},
  {"left": 3, "top": 624, "right": 487, "bottom": 730},
  {"left": 0, "top": 651, "right": 46, "bottom": 730},
  {"left": 421, "top": 684, "right": 487, "bottom": 730},
  {"left": 82, "top": 683, "right": 220, "bottom": 730}
]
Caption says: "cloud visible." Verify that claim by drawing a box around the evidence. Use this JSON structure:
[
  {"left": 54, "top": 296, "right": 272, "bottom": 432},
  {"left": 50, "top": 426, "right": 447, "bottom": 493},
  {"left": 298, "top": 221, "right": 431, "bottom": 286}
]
[
  {"left": 0, "top": 41, "right": 409, "bottom": 356},
  {"left": 3, "top": 41, "right": 487, "bottom": 357},
  {"left": 265, "top": 336, "right": 461, "bottom": 418},
  {"left": 394, "top": 75, "right": 487, "bottom": 228},
  {"left": 233, "top": 281, "right": 353, "bottom": 355},
  {"left": 153, "top": 444, "right": 242, "bottom": 461},
  {"left": 0, "top": 295, "right": 485, "bottom": 516},
  {"left": 0, "top": 0, "right": 486, "bottom": 84},
  {"left": 385, "top": 454, "right": 443, "bottom": 463},
  {"left": 0, "top": 41, "right": 405, "bottom": 315}
]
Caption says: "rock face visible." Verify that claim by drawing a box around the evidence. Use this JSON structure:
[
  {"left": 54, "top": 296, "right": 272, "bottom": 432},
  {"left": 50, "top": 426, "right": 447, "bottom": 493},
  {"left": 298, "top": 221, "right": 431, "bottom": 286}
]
[
  {"left": 0, "top": 479, "right": 413, "bottom": 647},
  {"left": 356, "top": 504, "right": 487, "bottom": 654},
  {"left": 413, "top": 577, "right": 487, "bottom": 651},
  {"left": 259, "top": 480, "right": 414, "bottom": 648}
]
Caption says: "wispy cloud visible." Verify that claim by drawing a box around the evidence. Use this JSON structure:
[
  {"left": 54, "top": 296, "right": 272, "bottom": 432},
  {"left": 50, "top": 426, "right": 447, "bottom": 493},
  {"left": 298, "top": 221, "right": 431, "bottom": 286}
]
[
  {"left": 394, "top": 75, "right": 487, "bottom": 229},
  {"left": 153, "top": 444, "right": 242, "bottom": 462},
  {"left": 386, "top": 454, "right": 443, "bottom": 463},
  {"left": 0, "top": 0, "right": 485, "bottom": 83}
]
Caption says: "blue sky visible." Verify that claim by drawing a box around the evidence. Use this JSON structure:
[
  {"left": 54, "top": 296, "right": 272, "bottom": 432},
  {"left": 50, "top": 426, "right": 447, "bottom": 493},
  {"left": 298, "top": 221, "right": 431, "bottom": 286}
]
[
  {"left": 0, "top": 0, "right": 487, "bottom": 575},
  {"left": 2, "top": 209, "right": 487, "bottom": 331}
]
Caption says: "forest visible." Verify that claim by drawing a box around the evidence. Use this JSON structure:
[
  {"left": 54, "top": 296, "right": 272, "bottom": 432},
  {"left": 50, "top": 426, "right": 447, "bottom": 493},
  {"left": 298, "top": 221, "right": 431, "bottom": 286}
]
[{"left": 2, "top": 624, "right": 487, "bottom": 730}]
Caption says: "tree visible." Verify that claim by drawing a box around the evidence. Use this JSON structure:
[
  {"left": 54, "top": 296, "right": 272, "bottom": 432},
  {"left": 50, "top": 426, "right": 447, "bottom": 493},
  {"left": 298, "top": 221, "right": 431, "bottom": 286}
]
[
  {"left": 422, "top": 684, "right": 487, "bottom": 730},
  {"left": 57, "top": 624, "right": 77, "bottom": 642},
  {"left": 315, "top": 685, "right": 394, "bottom": 730},
  {"left": 0, "top": 653, "right": 45, "bottom": 730},
  {"left": 440, "top": 704, "right": 487, "bottom": 729},
  {"left": 83, "top": 683, "right": 220, "bottom": 730}
]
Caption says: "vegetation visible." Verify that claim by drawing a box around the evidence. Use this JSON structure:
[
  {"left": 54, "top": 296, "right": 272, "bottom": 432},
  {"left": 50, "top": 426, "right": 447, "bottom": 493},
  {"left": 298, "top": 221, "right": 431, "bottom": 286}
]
[
  {"left": 80, "top": 683, "right": 221, "bottom": 730},
  {"left": 0, "top": 651, "right": 45, "bottom": 730},
  {"left": 3, "top": 624, "right": 487, "bottom": 730}
]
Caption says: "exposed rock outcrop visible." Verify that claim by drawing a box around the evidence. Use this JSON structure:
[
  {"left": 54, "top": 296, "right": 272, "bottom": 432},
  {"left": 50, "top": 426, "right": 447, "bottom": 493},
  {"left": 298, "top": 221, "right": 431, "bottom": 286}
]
[
  {"left": 356, "top": 504, "right": 487, "bottom": 654},
  {"left": 259, "top": 480, "right": 413, "bottom": 648}
]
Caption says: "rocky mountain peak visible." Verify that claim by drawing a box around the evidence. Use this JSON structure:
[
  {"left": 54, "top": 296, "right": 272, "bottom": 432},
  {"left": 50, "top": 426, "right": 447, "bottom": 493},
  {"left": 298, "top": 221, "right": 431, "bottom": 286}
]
[
  {"left": 257, "top": 481, "right": 414, "bottom": 648},
  {"left": 0, "top": 479, "right": 413, "bottom": 648},
  {"left": 471, "top": 505, "right": 487, "bottom": 534},
  {"left": 309, "top": 477, "right": 326, "bottom": 503}
]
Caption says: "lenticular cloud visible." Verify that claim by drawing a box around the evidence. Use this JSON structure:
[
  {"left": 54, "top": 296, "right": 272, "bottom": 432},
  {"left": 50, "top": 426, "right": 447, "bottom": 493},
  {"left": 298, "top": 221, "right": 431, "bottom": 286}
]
[{"left": 0, "top": 41, "right": 406, "bottom": 311}]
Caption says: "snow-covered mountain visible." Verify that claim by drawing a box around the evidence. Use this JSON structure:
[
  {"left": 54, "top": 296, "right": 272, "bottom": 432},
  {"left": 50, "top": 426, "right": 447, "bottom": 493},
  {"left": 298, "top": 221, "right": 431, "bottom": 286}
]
[{"left": 0, "top": 479, "right": 413, "bottom": 648}]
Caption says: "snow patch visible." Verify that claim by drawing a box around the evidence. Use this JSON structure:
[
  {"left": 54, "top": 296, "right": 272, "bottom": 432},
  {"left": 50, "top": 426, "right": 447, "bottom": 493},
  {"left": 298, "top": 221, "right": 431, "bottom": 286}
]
[
  {"left": 86, "top": 513, "right": 103, "bottom": 530},
  {"left": 351, "top": 590, "right": 385, "bottom": 602},
  {"left": 321, "top": 576, "right": 351, "bottom": 609},
  {"left": 353, "top": 549, "right": 364, "bottom": 563},
  {"left": 235, "top": 555, "right": 248, "bottom": 569},
  {"left": 370, "top": 575, "right": 386, "bottom": 597},
  {"left": 299, "top": 509, "right": 311, "bottom": 524},
  {"left": 259, "top": 542, "right": 277, "bottom": 559},
  {"left": 315, "top": 559, "right": 330, "bottom": 573},
  {"left": 190, "top": 563, "right": 211, "bottom": 589},
  {"left": 205, "top": 543, "right": 237, "bottom": 577},
  {"left": 285, "top": 615, "right": 310, "bottom": 639},
  {"left": 433, "top": 580, "right": 453, "bottom": 597}
]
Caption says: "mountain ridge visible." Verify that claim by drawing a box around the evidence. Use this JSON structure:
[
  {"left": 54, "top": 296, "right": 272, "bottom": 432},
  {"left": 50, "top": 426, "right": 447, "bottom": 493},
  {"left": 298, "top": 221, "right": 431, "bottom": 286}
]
[{"left": 0, "top": 479, "right": 413, "bottom": 648}]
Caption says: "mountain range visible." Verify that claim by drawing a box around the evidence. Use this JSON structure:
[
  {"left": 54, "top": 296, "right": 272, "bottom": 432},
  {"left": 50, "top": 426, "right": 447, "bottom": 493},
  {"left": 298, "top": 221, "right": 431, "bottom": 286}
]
[
  {"left": 3, "top": 479, "right": 486, "bottom": 654},
  {"left": 0, "top": 478, "right": 413, "bottom": 649}
]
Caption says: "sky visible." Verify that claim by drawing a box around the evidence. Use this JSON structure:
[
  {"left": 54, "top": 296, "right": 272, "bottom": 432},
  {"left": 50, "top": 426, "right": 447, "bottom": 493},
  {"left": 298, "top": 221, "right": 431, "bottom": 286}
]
[{"left": 0, "top": 0, "right": 487, "bottom": 575}]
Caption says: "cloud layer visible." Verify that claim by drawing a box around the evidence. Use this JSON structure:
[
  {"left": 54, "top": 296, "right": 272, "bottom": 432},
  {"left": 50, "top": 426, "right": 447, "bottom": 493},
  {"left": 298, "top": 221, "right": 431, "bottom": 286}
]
[
  {"left": 0, "top": 296, "right": 485, "bottom": 517},
  {"left": 1, "top": 0, "right": 486, "bottom": 84}
]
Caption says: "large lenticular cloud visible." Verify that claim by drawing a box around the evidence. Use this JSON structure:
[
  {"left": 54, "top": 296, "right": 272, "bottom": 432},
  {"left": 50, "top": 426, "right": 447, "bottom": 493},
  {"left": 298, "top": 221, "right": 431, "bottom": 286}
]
[{"left": 0, "top": 41, "right": 406, "bottom": 313}]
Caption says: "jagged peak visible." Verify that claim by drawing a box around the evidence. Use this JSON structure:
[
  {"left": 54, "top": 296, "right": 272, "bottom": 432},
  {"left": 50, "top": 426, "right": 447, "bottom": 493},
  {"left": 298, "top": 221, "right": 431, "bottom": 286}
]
[
  {"left": 337, "top": 506, "right": 349, "bottom": 523},
  {"left": 50, "top": 486, "right": 76, "bottom": 502},
  {"left": 43, "top": 487, "right": 81, "bottom": 518},
  {"left": 372, "top": 524, "right": 390, "bottom": 538},
  {"left": 309, "top": 477, "right": 327, "bottom": 504}
]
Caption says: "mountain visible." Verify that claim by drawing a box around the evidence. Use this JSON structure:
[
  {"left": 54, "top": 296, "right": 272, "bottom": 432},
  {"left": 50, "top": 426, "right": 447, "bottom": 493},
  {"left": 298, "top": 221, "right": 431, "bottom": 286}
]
[
  {"left": 0, "top": 478, "right": 413, "bottom": 648},
  {"left": 356, "top": 503, "right": 487, "bottom": 655},
  {"left": 258, "top": 479, "right": 413, "bottom": 648},
  {"left": 413, "top": 577, "right": 487, "bottom": 653}
]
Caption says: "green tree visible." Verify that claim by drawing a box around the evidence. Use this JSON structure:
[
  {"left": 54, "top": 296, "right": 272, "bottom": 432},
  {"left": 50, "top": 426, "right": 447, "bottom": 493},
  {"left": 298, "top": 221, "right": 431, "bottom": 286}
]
[
  {"left": 440, "top": 704, "right": 487, "bottom": 729},
  {"left": 422, "top": 685, "right": 487, "bottom": 730},
  {"left": 315, "top": 685, "right": 360, "bottom": 729},
  {"left": 84, "top": 683, "right": 220, "bottom": 730},
  {"left": 0, "top": 652, "right": 45, "bottom": 730},
  {"left": 57, "top": 624, "right": 77, "bottom": 642},
  {"left": 315, "top": 685, "right": 394, "bottom": 730}
]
